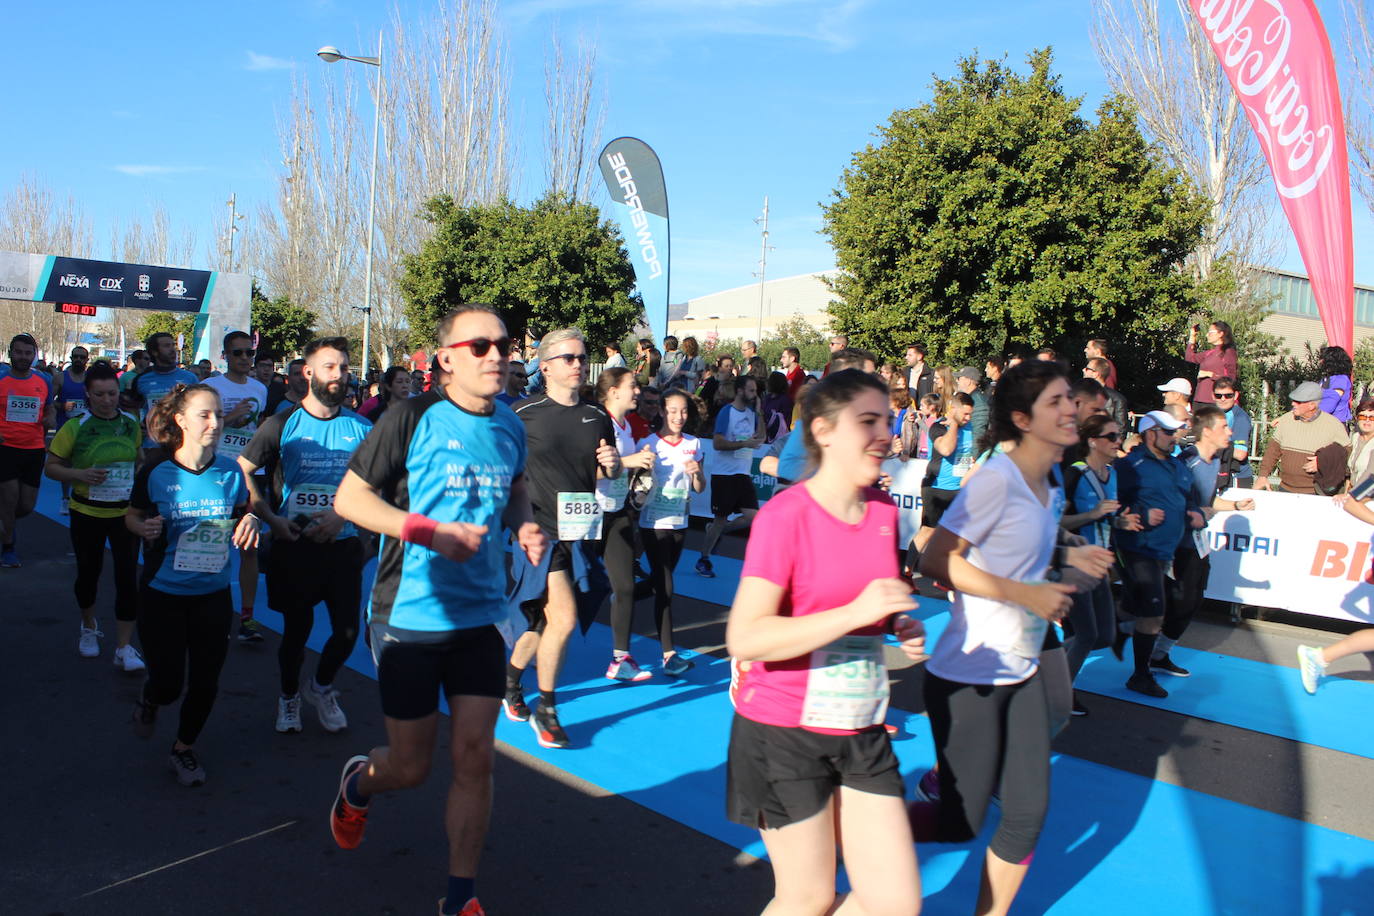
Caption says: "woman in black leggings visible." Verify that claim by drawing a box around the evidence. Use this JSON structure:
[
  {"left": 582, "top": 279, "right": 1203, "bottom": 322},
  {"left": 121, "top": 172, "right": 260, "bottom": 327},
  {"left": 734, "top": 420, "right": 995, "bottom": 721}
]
[
  {"left": 126, "top": 384, "right": 260, "bottom": 786},
  {"left": 637, "top": 389, "right": 705, "bottom": 675},
  {"left": 912, "top": 361, "right": 1112, "bottom": 916},
  {"left": 594, "top": 367, "right": 658, "bottom": 681}
]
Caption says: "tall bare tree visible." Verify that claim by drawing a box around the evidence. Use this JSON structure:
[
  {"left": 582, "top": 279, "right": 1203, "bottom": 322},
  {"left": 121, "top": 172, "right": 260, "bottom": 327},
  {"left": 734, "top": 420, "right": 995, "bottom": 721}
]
[
  {"left": 1343, "top": 0, "right": 1374, "bottom": 213},
  {"left": 544, "top": 30, "right": 605, "bottom": 202},
  {"left": 0, "top": 174, "right": 95, "bottom": 359},
  {"left": 1091, "top": 0, "right": 1276, "bottom": 279}
]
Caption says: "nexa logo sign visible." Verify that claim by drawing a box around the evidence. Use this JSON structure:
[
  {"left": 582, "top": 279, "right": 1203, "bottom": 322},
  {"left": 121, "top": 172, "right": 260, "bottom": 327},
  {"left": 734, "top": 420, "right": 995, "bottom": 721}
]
[
  {"left": 605, "top": 151, "right": 664, "bottom": 280},
  {"left": 99, "top": 277, "right": 123, "bottom": 291},
  {"left": 58, "top": 273, "right": 89, "bottom": 288}
]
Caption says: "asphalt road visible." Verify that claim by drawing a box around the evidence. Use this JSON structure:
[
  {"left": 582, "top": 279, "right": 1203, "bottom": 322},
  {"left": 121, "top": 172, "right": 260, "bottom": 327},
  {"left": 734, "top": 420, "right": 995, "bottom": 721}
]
[{"left": 6, "top": 507, "right": 1373, "bottom": 915}]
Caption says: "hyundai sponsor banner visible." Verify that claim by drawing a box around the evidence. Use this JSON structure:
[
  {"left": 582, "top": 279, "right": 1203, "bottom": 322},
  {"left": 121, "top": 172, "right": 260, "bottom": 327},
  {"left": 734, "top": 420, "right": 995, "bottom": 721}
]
[
  {"left": 1189, "top": 0, "right": 1355, "bottom": 354},
  {"left": 598, "top": 138, "right": 669, "bottom": 346},
  {"left": 0, "top": 250, "right": 251, "bottom": 364},
  {"left": 1204, "top": 488, "right": 1374, "bottom": 623}
]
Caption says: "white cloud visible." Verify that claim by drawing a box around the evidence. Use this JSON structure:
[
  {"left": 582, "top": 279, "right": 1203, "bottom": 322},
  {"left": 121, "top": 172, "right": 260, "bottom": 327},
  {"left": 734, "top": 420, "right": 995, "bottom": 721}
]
[
  {"left": 112, "top": 165, "right": 207, "bottom": 177},
  {"left": 245, "top": 51, "right": 294, "bottom": 71}
]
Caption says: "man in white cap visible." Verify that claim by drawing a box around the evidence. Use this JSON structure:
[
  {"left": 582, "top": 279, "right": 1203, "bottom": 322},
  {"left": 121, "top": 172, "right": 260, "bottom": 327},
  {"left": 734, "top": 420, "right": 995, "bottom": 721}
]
[
  {"left": 1158, "top": 377, "right": 1193, "bottom": 413},
  {"left": 1255, "top": 381, "right": 1349, "bottom": 494},
  {"left": 1111, "top": 410, "right": 1206, "bottom": 698}
]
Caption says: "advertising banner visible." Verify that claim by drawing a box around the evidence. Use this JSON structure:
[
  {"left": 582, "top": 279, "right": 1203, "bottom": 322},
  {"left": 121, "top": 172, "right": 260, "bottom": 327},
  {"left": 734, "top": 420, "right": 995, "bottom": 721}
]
[
  {"left": 1188, "top": 0, "right": 1355, "bottom": 353},
  {"left": 1203, "top": 488, "right": 1374, "bottom": 623},
  {"left": 598, "top": 138, "right": 670, "bottom": 346}
]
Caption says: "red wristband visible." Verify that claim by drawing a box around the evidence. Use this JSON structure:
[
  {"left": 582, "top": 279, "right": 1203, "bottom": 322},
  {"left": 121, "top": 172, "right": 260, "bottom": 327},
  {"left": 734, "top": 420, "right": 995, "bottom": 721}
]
[{"left": 401, "top": 513, "right": 439, "bottom": 548}]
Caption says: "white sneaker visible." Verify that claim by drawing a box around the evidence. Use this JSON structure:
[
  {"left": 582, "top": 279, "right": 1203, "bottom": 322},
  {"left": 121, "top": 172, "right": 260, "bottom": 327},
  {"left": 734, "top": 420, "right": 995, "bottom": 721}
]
[
  {"left": 59, "top": 498, "right": 70, "bottom": 516},
  {"left": 276, "top": 694, "right": 303, "bottom": 733},
  {"left": 78, "top": 624, "right": 102, "bottom": 658},
  {"left": 1297, "top": 645, "right": 1327, "bottom": 696},
  {"left": 113, "top": 645, "right": 146, "bottom": 672},
  {"left": 303, "top": 679, "right": 348, "bottom": 732}
]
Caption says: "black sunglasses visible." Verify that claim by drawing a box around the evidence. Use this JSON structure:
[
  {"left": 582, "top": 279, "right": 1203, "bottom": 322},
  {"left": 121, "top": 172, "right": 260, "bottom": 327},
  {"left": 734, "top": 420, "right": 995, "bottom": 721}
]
[
  {"left": 1214, "top": 391, "right": 1236, "bottom": 399},
  {"left": 228, "top": 348, "right": 256, "bottom": 358},
  {"left": 444, "top": 337, "right": 513, "bottom": 358},
  {"left": 1093, "top": 431, "right": 1122, "bottom": 442},
  {"left": 548, "top": 353, "right": 589, "bottom": 365}
]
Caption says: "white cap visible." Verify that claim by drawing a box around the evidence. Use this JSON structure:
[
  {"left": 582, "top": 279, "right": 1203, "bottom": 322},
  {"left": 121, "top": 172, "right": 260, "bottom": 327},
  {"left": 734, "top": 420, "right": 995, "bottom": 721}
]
[
  {"left": 1156, "top": 377, "right": 1193, "bottom": 396},
  {"left": 1138, "top": 409, "right": 1186, "bottom": 433}
]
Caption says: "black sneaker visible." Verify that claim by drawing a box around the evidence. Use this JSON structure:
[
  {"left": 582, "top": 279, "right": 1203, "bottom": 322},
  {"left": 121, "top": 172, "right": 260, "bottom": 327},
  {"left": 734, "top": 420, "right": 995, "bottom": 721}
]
[
  {"left": 238, "top": 618, "right": 266, "bottom": 643},
  {"left": 1071, "top": 694, "right": 1089, "bottom": 717},
  {"left": 1126, "top": 673, "right": 1169, "bottom": 698},
  {"left": 530, "top": 704, "right": 570, "bottom": 749},
  {"left": 503, "top": 686, "right": 531, "bottom": 723},
  {"left": 1111, "top": 626, "right": 1130, "bottom": 662},
  {"left": 169, "top": 747, "right": 206, "bottom": 786},
  {"left": 1150, "top": 653, "right": 1191, "bottom": 677},
  {"left": 132, "top": 698, "right": 158, "bottom": 738}
]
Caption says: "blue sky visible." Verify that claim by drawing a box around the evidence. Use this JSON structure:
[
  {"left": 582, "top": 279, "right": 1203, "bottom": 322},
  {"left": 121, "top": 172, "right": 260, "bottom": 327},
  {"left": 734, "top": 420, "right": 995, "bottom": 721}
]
[{"left": 3, "top": 0, "right": 1369, "bottom": 303}]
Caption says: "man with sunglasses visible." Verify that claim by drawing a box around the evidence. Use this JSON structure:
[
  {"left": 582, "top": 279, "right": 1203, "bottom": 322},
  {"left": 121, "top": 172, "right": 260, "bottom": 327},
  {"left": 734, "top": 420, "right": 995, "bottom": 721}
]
[
  {"left": 496, "top": 360, "right": 527, "bottom": 406},
  {"left": 331, "top": 305, "right": 544, "bottom": 916},
  {"left": 205, "top": 331, "right": 272, "bottom": 642},
  {"left": 509, "top": 328, "right": 619, "bottom": 749},
  {"left": 1209, "top": 377, "right": 1252, "bottom": 488},
  {"left": 1112, "top": 410, "right": 1206, "bottom": 698}
]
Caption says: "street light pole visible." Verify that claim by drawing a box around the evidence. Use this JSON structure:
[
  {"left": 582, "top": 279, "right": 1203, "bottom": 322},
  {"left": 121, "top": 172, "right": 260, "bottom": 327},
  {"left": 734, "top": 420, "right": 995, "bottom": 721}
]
[{"left": 318, "top": 33, "right": 383, "bottom": 380}]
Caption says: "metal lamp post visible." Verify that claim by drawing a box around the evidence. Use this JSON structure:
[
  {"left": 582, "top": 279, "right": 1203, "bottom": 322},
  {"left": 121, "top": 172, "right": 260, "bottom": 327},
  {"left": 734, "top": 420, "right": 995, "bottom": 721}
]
[{"left": 318, "top": 34, "right": 382, "bottom": 379}]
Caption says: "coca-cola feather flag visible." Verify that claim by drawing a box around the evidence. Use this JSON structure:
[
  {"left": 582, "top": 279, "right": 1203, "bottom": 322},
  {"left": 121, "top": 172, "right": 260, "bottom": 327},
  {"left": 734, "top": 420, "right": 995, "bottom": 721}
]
[{"left": 1189, "top": 0, "right": 1354, "bottom": 353}]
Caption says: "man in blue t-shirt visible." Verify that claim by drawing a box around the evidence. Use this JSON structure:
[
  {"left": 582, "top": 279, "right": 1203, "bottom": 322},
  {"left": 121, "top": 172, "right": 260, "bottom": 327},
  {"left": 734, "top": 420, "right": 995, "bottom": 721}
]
[
  {"left": 328, "top": 305, "right": 545, "bottom": 916},
  {"left": 914, "top": 392, "right": 976, "bottom": 557},
  {"left": 239, "top": 338, "right": 372, "bottom": 736},
  {"left": 53, "top": 346, "right": 91, "bottom": 514},
  {"left": 1211, "top": 376, "right": 1253, "bottom": 487},
  {"left": 131, "top": 332, "right": 197, "bottom": 447}
]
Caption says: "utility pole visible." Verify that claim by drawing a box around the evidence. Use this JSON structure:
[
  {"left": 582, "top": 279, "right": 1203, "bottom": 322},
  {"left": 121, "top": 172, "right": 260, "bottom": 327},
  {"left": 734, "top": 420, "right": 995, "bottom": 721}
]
[
  {"left": 754, "top": 196, "right": 774, "bottom": 343},
  {"left": 224, "top": 193, "right": 244, "bottom": 272}
]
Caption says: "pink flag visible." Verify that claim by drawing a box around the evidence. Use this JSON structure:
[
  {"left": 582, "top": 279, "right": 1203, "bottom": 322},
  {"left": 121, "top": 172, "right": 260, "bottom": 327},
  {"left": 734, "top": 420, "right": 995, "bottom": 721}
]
[{"left": 1189, "top": 0, "right": 1354, "bottom": 354}]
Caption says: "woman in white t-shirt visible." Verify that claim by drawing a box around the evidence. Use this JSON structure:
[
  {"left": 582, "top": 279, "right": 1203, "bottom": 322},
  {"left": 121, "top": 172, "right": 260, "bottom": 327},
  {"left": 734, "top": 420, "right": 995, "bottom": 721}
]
[
  {"left": 636, "top": 389, "right": 706, "bottom": 676},
  {"left": 595, "top": 368, "right": 659, "bottom": 683},
  {"left": 911, "top": 360, "right": 1112, "bottom": 916}
]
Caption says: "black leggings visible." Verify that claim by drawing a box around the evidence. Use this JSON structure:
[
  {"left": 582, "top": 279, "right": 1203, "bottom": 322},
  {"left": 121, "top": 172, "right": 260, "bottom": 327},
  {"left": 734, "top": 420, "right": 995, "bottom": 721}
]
[
  {"left": 640, "top": 528, "right": 685, "bottom": 654},
  {"left": 69, "top": 510, "right": 139, "bottom": 620},
  {"left": 1065, "top": 579, "right": 1115, "bottom": 680},
  {"left": 603, "top": 509, "right": 641, "bottom": 653},
  {"left": 1165, "top": 545, "right": 1210, "bottom": 643},
  {"left": 138, "top": 587, "right": 233, "bottom": 746},
  {"left": 921, "top": 671, "right": 1050, "bottom": 864},
  {"left": 272, "top": 539, "right": 364, "bottom": 695}
]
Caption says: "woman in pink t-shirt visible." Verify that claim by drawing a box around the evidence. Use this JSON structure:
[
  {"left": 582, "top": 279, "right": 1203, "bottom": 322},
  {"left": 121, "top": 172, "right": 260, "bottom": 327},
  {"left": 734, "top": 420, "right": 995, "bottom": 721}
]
[{"left": 725, "top": 369, "right": 928, "bottom": 915}]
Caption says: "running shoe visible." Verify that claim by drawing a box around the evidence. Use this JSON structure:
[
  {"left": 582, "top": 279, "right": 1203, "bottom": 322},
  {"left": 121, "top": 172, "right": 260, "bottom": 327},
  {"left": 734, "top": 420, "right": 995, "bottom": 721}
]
[
  {"left": 0, "top": 548, "right": 21, "bottom": 568},
  {"left": 59, "top": 498, "right": 70, "bottom": 516},
  {"left": 330, "top": 755, "right": 371, "bottom": 850},
  {"left": 132, "top": 698, "right": 158, "bottom": 738},
  {"left": 437, "top": 898, "right": 486, "bottom": 916},
  {"left": 883, "top": 722, "right": 900, "bottom": 735},
  {"left": 1297, "top": 645, "right": 1327, "bottom": 695},
  {"left": 1150, "top": 653, "right": 1191, "bottom": 678},
  {"left": 1110, "top": 625, "right": 1130, "bottom": 662},
  {"left": 502, "top": 686, "right": 531, "bottom": 722},
  {"left": 531, "top": 704, "right": 570, "bottom": 749},
  {"left": 169, "top": 747, "right": 207, "bottom": 786},
  {"left": 113, "top": 645, "right": 146, "bottom": 673},
  {"left": 276, "top": 694, "right": 303, "bottom": 733},
  {"left": 237, "top": 618, "right": 266, "bottom": 643},
  {"left": 304, "top": 679, "right": 348, "bottom": 732},
  {"left": 606, "top": 655, "right": 653, "bottom": 682},
  {"left": 1125, "top": 673, "right": 1168, "bottom": 698},
  {"left": 914, "top": 768, "right": 941, "bottom": 804},
  {"left": 1071, "top": 693, "right": 1088, "bottom": 717},
  {"left": 695, "top": 556, "right": 715, "bottom": 578},
  {"left": 662, "top": 652, "right": 694, "bottom": 678},
  {"left": 78, "top": 624, "right": 102, "bottom": 658}
]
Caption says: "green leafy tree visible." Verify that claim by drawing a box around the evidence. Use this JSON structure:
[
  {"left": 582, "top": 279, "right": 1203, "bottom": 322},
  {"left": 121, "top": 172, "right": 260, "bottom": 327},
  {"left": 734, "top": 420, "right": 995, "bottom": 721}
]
[
  {"left": 249, "top": 284, "right": 316, "bottom": 359},
  {"left": 131, "top": 312, "right": 196, "bottom": 363},
  {"left": 400, "top": 192, "right": 642, "bottom": 350},
  {"left": 822, "top": 49, "right": 1209, "bottom": 407}
]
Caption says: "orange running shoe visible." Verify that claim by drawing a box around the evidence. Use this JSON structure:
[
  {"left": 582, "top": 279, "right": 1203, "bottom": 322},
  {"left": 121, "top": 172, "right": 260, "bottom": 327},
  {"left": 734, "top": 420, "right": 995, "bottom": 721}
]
[
  {"left": 330, "top": 755, "right": 370, "bottom": 849},
  {"left": 437, "top": 897, "right": 486, "bottom": 915}
]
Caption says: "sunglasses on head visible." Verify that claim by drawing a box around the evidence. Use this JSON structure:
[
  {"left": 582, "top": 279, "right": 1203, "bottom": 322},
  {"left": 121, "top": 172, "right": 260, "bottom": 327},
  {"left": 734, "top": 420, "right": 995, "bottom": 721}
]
[
  {"left": 444, "top": 337, "right": 512, "bottom": 358},
  {"left": 1093, "top": 431, "right": 1122, "bottom": 442},
  {"left": 547, "top": 352, "right": 589, "bottom": 365},
  {"left": 228, "top": 348, "right": 256, "bottom": 358}
]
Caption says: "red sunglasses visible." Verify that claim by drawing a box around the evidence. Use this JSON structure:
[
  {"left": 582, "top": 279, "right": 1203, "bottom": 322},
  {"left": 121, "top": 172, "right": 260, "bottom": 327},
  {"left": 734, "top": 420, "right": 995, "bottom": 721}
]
[{"left": 443, "top": 337, "right": 512, "bottom": 358}]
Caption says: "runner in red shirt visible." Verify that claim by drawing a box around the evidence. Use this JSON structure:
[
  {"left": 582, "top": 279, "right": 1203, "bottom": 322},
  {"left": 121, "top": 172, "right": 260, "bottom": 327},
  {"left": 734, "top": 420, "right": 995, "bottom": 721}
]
[
  {"left": 780, "top": 347, "right": 805, "bottom": 400},
  {"left": 0, "top": 333, "right": 56, "bottom": 567}
]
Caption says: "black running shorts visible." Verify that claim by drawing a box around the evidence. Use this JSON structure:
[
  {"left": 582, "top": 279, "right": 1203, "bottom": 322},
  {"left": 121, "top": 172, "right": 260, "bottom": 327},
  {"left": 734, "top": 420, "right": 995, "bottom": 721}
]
[
  {"left": 0, "top": 446, "right": 45, "bottom": 488},
  {"left": 919, "top": 486, "right": 959, "bottom": 529},
  {"left": 369, "top": 623, "right": 505, "bottom": 719},
  {"left": 711, "top": 474, "right": 759, "bottom": 517},
  {"left": 726, "top": 714, "right": 904, "bottom": 830}
]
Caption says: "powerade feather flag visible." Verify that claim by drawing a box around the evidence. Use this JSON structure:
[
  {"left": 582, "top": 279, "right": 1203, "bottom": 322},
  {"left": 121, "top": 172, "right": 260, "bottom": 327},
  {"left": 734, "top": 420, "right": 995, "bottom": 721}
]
[{"left": 599, "top": 138, "right": 670, "bottom": 346}]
